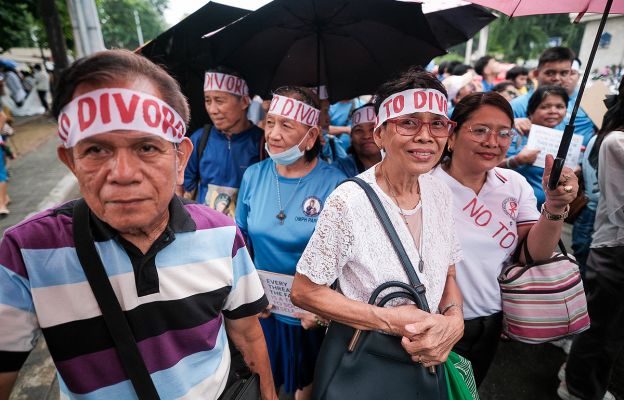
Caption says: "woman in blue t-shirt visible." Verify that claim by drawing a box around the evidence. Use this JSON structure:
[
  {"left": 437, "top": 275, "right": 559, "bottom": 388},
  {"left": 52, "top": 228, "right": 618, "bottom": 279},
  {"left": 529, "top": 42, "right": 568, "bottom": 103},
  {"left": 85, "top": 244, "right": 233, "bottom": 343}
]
[
  {"left": 236, "top": 86, "right": 346, "bottom": 399},
  {"left": 505, "top": 85, "right": 569, "bottom": 208}
]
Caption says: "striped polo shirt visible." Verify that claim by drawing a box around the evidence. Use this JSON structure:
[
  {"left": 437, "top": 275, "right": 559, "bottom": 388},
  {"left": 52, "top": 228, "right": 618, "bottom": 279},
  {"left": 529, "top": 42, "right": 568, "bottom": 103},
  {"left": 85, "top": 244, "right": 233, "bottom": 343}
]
[{"left": 0, "top": 196, "right": 268, "bottom": 399}]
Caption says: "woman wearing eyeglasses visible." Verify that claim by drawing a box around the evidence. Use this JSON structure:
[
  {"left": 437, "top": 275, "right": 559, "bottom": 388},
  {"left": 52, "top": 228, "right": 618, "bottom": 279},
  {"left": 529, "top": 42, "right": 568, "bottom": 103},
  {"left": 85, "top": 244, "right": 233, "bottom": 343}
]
[
  {"left": 292, "top": 68, "right": 465, "bottom": 386},
  {"left": 431, "top": 92, "right": 578, "bottom": 386}
]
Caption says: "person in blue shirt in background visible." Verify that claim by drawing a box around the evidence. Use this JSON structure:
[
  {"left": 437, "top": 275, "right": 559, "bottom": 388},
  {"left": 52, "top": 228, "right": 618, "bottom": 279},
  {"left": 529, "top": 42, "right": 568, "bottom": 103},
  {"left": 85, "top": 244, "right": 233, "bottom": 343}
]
[
  {"left": 334, "top": 104, "right": 381, "bottom": 177},
  {"left": 328, "top": 97, "right": 365, "bottom": 151},
  {"left": 313, "top": 85, "right": 347, "bottom": 163},
  {"left": 505, "top": 85, "right": 569, "bottom": 208},
  {"left": 236, "top": 86, "right": 346, "bottom": 400},
  {"left": 474, "top": 55, "right": 500, "bottom": 93},
  {"left": 182, "top": 67, "right": 263, "bottom": 219},
  {"left": 511, "top": 47, "right": 595, "bottom": 146}
]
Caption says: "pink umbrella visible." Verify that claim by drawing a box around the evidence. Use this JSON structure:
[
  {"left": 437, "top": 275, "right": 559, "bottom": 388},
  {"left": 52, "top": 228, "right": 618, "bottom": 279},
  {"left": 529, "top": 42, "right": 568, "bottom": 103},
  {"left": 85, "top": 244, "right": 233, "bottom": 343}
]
[{"left": 465, "top": 0, "right": 623, "bottom": 189}]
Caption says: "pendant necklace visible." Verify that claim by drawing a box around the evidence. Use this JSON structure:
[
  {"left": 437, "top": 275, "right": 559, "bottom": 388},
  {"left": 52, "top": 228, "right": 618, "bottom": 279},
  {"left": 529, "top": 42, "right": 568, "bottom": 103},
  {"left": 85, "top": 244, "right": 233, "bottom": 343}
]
[
  {"left": 381, "top": 165, "right": 425, "bottom": 273},
  {"left": 274, "top": 167, "right": 302, "bottom": 224}
]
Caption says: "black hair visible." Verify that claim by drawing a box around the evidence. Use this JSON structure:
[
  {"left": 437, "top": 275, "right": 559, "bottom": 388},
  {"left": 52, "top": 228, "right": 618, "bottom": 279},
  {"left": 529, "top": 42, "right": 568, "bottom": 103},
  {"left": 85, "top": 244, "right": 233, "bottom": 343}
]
[
  {"left": 443, "top": 92, "right": 514, "bottom": 161},
  {"left": 527, "top": 85, "right": 569, "bottom": 117},
  {"left": 52, "top": 49, "right": 189, "bottom": 124},
  {"left": 373, "top": 66, "right": 447, "bottom": 118},
  {"left": 474, "top": 56, "right": 494, "bottom": 76},
  {"left": 492, "top": 81, "right": 516, "bottom": 93},
  {"left": 537, "top": 47, "right": 575, "bottom": 68},
  {"left": 272, "top": 86, "right": 321, "bottom": 162},
  {"left": 505, "top": 66, "right": 528, "bottom": 81},
  {"left": 451, "top": 64, "right": 473, "bottom": 76},
  {"left": 446, "top": 61, "right": 461, "bottom": 75},
  {"left": 589, "top": 76, "right": 624, "bottom": 170},
  {"left": 438, "top": 61, "right": 449, "bottom": 75}
]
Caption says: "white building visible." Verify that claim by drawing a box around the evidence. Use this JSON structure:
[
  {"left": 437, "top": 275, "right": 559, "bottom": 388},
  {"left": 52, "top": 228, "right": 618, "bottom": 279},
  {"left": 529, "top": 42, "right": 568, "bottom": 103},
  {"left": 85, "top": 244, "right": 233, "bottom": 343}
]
[{"left": 577, "top": 13, "right": 624, "bottom": 71}]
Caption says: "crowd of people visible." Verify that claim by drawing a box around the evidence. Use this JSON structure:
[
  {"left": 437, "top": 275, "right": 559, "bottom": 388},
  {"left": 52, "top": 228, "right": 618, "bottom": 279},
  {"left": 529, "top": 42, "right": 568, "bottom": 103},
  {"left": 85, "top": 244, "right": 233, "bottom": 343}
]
[{"left": 0, "top": 43, "right": 621, "bottom": 400}]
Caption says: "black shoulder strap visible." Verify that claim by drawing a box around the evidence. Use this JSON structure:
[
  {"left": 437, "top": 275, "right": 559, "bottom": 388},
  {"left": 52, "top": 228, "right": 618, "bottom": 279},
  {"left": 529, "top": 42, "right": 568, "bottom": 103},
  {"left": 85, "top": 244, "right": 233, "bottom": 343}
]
[
  {"left": 329, "top": 136, "right": 337, "bottom": 161},
  {"left": 342, "top": 177, "right": 430, "bottom": 313},
  {"left": 72, "top": 200, "right": 161, "bottom": 400},
  {"left": 196, "top": 124, "right": 212, "bottom": 167}
]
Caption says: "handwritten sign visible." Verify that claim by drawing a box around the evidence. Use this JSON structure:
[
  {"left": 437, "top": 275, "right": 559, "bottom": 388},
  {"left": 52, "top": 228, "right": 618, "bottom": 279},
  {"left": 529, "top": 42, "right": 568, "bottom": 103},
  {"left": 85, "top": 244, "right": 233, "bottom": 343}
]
[
  {"left": 257, "top": 270, "right": 305, "bottom": 318},
  {"left": 268, "top": 95, "right": 320, "bottom": 126},
  {"left": 525, "top": 124, "right": 583, "bottom": 169}
]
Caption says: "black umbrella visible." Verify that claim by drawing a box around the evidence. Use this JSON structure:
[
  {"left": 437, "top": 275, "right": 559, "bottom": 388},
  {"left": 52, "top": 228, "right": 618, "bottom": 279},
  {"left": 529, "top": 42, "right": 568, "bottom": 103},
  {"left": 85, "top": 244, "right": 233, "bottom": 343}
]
[
  {"left": 138, "top": 2, "right": 249, "bottom": 132},
  {"left": 203, "top": 0, "right": 446, "bottom": 102},
  {"left": 425, "top": 4, "right": 497, "bottom": 49}
]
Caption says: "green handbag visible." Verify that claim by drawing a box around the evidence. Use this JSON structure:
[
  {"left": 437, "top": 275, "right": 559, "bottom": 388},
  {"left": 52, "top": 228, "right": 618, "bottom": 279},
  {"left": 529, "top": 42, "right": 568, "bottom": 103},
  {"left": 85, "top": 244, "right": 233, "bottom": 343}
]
[{"left": 444, "top": 352, "right": 480, "bottom": 400}]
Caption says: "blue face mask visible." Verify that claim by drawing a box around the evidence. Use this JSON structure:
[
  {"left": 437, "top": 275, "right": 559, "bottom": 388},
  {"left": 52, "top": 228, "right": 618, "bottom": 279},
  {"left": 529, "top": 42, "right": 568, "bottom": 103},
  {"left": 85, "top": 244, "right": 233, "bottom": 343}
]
[{"left": 265, "top": 129, "right": 311, "bottom": 166}]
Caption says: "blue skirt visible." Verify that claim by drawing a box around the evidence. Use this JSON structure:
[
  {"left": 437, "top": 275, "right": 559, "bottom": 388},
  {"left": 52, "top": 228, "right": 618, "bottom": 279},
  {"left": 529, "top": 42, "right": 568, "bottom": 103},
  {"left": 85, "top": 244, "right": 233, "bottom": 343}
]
[{"left": 260, "top": 315, "right": 325, "bottom": 394}]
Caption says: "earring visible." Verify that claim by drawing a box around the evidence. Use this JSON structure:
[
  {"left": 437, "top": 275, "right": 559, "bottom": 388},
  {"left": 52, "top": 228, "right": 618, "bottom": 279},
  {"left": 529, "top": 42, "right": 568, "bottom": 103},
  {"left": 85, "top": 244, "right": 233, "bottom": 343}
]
[
  {"left": 306, "top": 146, "right": 311, "bottom": 151},
  {"left": 448, "top": 146, "right": 453, "bottom": 153}
]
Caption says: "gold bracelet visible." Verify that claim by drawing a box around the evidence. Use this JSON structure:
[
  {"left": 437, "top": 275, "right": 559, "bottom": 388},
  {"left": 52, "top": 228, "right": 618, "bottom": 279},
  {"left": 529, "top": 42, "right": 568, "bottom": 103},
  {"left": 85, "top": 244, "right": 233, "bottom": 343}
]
[
  {"left": 541, "top": 204, "right": 570, "bottom": 221},
  {"left": 314, "top": 315, "right": 328, "bottom": 327}
]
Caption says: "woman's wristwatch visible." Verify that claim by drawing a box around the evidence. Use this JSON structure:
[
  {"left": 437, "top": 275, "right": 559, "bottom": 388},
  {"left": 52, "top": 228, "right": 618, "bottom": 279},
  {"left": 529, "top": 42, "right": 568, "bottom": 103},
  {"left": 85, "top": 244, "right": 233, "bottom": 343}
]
[{"left": 541, "top": 203, "right": 570, "bottom": 221}]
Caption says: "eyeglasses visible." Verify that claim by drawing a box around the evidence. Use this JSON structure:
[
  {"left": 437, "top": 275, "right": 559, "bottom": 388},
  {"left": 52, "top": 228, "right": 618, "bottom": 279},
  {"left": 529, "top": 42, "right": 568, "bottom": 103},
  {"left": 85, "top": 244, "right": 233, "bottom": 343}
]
[
  {"left": 387, "top": 117, "right": 456, "bottom": 138},
  {"left": 467, "top": 125, "right": 516, "bottom": 144}
]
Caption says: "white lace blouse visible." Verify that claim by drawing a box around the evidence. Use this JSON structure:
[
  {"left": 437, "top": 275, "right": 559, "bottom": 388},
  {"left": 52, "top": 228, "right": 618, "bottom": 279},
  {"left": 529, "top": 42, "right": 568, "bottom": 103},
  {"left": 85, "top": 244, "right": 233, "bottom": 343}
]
[{"left": 296, "top": 165, "right": 463, "bottom": 312}]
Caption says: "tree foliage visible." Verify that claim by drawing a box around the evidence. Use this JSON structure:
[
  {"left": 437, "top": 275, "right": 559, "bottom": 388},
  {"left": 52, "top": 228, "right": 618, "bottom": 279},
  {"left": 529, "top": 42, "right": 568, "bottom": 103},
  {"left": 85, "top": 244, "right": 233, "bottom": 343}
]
[
  {"left": 96, "top": 0, "right": 168, "bottom": 50},
  {"left": 487, "top": 14, "right": 585, "bottom": 62},
  {"left": 0, "top": 0, "right": 73, "bottom": 54}
]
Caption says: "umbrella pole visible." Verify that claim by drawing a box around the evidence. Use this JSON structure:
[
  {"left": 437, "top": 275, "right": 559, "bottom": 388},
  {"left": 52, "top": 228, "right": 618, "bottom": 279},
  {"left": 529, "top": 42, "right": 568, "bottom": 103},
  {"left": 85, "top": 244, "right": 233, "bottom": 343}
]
[
  {"left": 548, "top": 0, "right": 613, "bottom": 190},
  {"left": 316, "top": 29, "right": 322, "bottom": 100}
]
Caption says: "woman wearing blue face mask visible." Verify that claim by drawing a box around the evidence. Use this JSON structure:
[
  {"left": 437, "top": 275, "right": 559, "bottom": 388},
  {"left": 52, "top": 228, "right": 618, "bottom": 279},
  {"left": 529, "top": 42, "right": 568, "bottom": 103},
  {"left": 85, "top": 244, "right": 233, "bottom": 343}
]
[{"left": 236, "top": 86, "right": 347, "bottom": 399}]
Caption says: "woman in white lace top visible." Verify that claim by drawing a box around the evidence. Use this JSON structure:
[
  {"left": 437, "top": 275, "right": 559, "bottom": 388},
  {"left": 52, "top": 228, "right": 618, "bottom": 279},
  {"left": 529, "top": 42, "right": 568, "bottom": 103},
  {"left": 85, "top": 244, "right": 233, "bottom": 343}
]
[{"left": 292, "top": 68, "right": 465, "bottom": 368}]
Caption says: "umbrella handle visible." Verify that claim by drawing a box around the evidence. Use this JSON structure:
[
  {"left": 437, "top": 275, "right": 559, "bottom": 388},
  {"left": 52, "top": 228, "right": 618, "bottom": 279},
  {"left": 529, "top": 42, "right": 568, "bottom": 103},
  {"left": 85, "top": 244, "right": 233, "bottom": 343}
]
[{"left": 547, "top": 158, "right": 565, "bottom": 191}]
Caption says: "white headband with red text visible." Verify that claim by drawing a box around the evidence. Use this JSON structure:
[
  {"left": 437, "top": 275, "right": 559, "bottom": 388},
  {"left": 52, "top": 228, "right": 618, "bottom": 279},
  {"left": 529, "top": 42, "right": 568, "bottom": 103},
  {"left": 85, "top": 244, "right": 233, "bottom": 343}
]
[
  {"left": 375, "top": 89, "right": 448, "bottom": 130},
  {"left": 57, "top": 88, "right": 186, "bottom": 148},
  {"left": 268, "top": 95, "right": 320, "bottom": 126},
  {"left": 352, "top": 106, "right": 376, "bottom": 127},
  {"left": 204, "top": 72, "right": 248, "bottom": 96}
]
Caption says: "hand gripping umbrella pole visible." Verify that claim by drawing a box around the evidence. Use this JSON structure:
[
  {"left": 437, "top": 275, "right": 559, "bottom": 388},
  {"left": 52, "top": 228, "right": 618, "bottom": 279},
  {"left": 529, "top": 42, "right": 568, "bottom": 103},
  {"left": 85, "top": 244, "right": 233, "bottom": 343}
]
[{"left": 548, "top": 0, "right": 613, "bottom": 190}]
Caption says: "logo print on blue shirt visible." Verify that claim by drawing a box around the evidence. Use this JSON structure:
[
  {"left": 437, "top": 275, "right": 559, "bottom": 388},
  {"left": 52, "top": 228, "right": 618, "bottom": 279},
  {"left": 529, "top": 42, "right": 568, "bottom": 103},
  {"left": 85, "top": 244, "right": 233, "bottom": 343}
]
[{"left": 302, "top": 196, "right": 322, "bottom": 217}]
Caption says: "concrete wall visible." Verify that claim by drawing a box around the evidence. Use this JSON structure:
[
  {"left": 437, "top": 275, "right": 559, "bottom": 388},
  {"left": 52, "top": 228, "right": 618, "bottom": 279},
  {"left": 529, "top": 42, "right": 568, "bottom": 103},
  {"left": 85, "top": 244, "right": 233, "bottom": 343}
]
[{"left": 578, "top": 15, "right": 624, "bottom": 71}]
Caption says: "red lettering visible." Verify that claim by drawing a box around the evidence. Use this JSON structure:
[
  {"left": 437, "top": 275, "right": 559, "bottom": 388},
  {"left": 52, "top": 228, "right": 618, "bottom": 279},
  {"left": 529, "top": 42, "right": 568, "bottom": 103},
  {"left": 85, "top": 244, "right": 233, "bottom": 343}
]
[
  {"left": 113, "top": 93, "right": 139, "bottom": 123},
  {"left": 58, "top": 113, "right": 70, "bottom": 139},
  {"left": 462, "top": 198, "right": 483, "bottom": 218},
  {"left": 281, "top": 99, "right": 294, "bottom": 116},
  {"left": 366, "top": 108, "right": 375, "bottom": 121},
  {"left": 382, "top": 99, "right": 393, "bottom": 117},
  {"left": 225, "top": 76, "right": 235, "bottom": 91},
  {"left": 492, "top": 222, "right": 509, "bottom": 238},
  {"left": 306, "top": 110, "right": 318, "bottom": 126},
  {"left": 392, "top": 95, "right": 404, "bottom": 114},
  {"left": 161, "top": 106, "right": 175, "bottom": 136},
  {"left": 353, "top": 112, "right": 361, "bottom": 125},
  {"left": 234, "top": 78, "right": 243, "bottom": 95},
  {"left": 269, "top": 97, "right": 279, "bottom": 112},
  {"left": 174, "top": 121, "right": 185, "bottom": 139},
  {"left": 204, "top": 73, "right": 211, "bottom": 89},
  {"left": 474, "top": 210, "right": 492, "bottom": 226},
  {"left": 143, "top": 99, "right": 161, "bottom": 128},
  {"left": 214, "top": 73, "right": 225, "bottom": 89},
  {"left": 500, "top": 232, "right": 516, "bottom": 248},
  {"left": 100, "top": 93, "right": 111, "bottom": 124},
  {"left": 434, "top": 93, "right": 444, "bottom": 113},
  {"left": 414, "top": 91, "right": 427, "bottom": 109},
  {"left": 78, "top": 97, "right": 97, "bottom": 131}
]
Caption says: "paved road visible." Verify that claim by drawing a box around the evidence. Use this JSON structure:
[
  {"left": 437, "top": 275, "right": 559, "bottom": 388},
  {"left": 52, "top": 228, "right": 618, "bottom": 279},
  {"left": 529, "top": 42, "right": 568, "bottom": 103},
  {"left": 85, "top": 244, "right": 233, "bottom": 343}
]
[{"left": 3, "top": 120, "right": 622, "bottom": 400}]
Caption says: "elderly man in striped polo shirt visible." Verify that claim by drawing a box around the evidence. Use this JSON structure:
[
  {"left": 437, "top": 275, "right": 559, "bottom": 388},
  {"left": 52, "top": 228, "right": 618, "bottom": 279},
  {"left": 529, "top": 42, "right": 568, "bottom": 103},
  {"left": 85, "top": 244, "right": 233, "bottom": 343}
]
[{"left": 0, "top": 50, "right": 277, "bottom": 400}]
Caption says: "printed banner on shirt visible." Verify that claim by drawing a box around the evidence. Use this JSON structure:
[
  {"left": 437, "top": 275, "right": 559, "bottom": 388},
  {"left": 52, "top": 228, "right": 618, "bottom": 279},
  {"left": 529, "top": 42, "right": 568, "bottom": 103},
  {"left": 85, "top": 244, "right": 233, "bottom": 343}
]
[
  {"left": 525, "top": 124, "right": 583, "bottom": 169},
  {"left": 256, "top": 270, "right": 306, "bottom": 318},
  {"left": 352, "top": 106, "right": 376, "bottom": 127},
  {"left": 205, "top": 184, "right": 238, "bottom": 218},
  {"left": 375, "top": 89, "right": 448, "bottom": 129},
  {"left": 268, "top": 95, "right": 320, "bottom": 126},
  {"left": 203, "top": 72, "right": 249, "bottom": 96},
  {"left": 57, "top": 88, "right": 186, "bottom": 148}
]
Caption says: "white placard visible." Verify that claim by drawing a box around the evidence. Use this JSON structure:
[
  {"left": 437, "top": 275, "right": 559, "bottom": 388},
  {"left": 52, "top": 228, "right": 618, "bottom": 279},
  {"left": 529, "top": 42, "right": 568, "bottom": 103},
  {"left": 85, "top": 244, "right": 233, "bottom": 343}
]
[
  {"left": 257, "top": 270, "right": 305, "bottom": 318},
  {"left": 525, "top": 124, "right": 583, "bottom": 169}
]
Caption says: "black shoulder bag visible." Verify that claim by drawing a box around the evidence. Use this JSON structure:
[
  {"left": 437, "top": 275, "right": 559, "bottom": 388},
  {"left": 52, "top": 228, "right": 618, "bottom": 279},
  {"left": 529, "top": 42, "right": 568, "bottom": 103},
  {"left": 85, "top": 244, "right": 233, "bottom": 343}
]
[
  {"left": 312, "top": 177, "right": 448, "bottom": 400},
  {"left": 72, "top": 200, "right": 260, "bottom": 400},
  {"left": 72, "top": 199, "right": 161, "bottom": 400}
]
